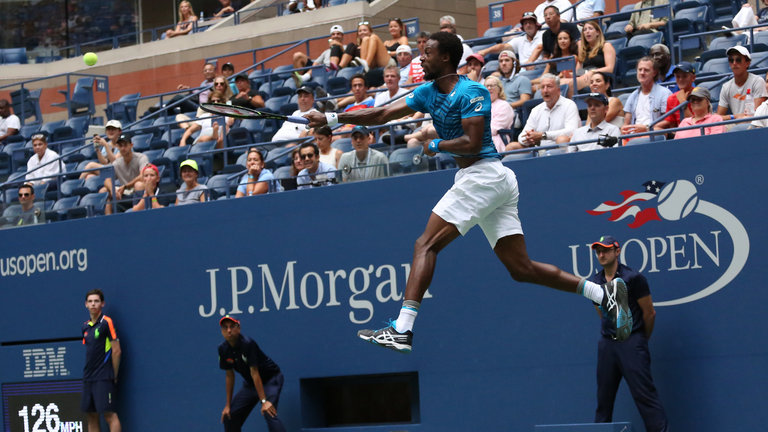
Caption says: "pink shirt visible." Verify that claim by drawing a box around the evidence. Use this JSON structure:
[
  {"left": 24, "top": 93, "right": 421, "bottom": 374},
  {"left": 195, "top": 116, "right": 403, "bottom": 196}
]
[{"left": 674, "top": 113, "right": 726, "bottom": 139}]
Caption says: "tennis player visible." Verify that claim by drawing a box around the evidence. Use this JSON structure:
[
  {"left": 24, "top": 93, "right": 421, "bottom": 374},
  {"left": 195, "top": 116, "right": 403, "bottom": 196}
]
[{"left": 305, "top": 31, "right": 631, "bottom": 353}]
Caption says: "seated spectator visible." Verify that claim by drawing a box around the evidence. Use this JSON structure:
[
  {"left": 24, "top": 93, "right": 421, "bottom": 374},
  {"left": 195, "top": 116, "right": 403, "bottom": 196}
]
[
  {"left": 293, "top": 25, "right": 346, "bottom": 84},
  {"left": 621, "top": 57, "right": 672, "bottom": 137},
  {"left": 533, "top": 29, "right": 577, "bottom": 89},
  {"left": 101, "top": 135, "right": 149, "bottom": 215},
  {"left": 131, "top": 164, "right": 163, "bottom": 211},
  {"left": 464, "top": 53, "right": 485, "bottom": 83},
  {"left": 0, "top": 99, "right": 20, "bottom": 143},
  {"left": 405, "top": 31, "right": 430, "bottom": 85},
  {"left": 297, "top": 142, "right": 336, "bottom": 189},
  {"left": 476, "top": 12, "right": 542, "bottom": 68},
  {"left": 180, "top": 90, "right": 228, "bottom": 147},
  {"left": 338, "top": 73, "right": 374, "bottom": 112},
  {"left": 384, "top": 18, "right": 410, "bottom": 60},
  {"left": 576, "top": 0, "right": 606, "bottom": 20},
  {"left": 374, "top": 66, "right": 409, "bottom": 107},
  {"left": 717, "top": 46, "right": 767, "bottom": 120},
  {"left": 674, "top": 87, "right": 726, "bottom": 139},
  {"left": 438, "top": 15, "right": 473, "bottom": 69},
  {"left": 574, "top": 21, "right": 615, "bottom": 93},
  {"left": 534, "top": 0, "right": 574, "bottom": 24},
  {"left": 175, "top": 159, "right": 208, "bottom": 205},
  {"left": 221, "top": 62, "right": 238, "bottom": 94},
  {"left": 165, "top": 0, "right": 197, "bottom": 39},
  {"left": 530, "top": 6, "right": 580, "bottom": 65},
  {"left": 271, "top": 86, "right": 318, "bottom": 143},
  {"left": 26, "top": 133, "right": 61, "bottom": 185},
  {"left": 484, "top": 76, "right": 516, "bottom": 153},
  {"left": 230, "top": 74, "right": 265, "bottom": 108},
  {"left": 236, "top": 148, "right": 274, "bottom": 197},
  {"left": 650, "top": 44, "right": 674, "bottom": 87},
  {"left": 9, "top": 183, "right": 44, "bottom": 226},
  {"left": 314, "top": 126, "right": 341, "bottom": 167},
  {"left": 339, "top": 21, "right": 392, "bottom": 70},
  {"left": 213, "top": 0, "right": 242, "bottom": 18},
  {"left": 588, "top": 71, "right": 625, "bottom": 128},
  {"left": 338, "top": 126, "right": 389, "bottom": 182},
  {"left": 565, "top": 93, "right": 620, "bottom": 151},
  {"left": 492, "top": 50, "right": 532, "bottom": 112},
  {"left": 654, "top": 62, "right": 695, "bottom": 130},
  {"left": 279, "top": 147, "right": 303, "bottom": 191},
  {"left": 178, "top": 62, "right": 217, "bottom": 104},
  {"left": 395, "top": 45, "right": 413, "bottom": 85},
  {"left": 512, "top": 73, "right": 580, "bottom": 150},
  {"left": 624, "top": 0, "right": 670, "bottom": 39},
  {"left": 80, "top": 119, "right": 123, "bottom": 179}
]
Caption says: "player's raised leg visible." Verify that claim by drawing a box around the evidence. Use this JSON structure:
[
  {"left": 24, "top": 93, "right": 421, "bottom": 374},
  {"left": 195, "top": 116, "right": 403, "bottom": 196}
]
[
  {"left": 357, "top": 212, "right": 459, "bottom": 353},
  {"left": 493, "top": 234, "right": 632, "bottom": 341}
]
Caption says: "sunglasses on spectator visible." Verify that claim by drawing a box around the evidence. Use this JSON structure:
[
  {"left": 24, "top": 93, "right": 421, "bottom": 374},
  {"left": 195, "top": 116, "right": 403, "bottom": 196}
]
[
  {"left": 31, "top": 133, "right": 46, "bottom": 141},
  {"left": 214, "top": 82, "right": 227, "bottom": 86},
  {"left": 300, "top": 153, "right": 316, "bottom": 160},
  {"left": 358, "top": 21, "right": 369, "bottom": 26},
  {"left": 728, "top": 57, "right": 745, "bottom": 64},
  {"left": 18, "top": 192, "right": 31, "bottom": 197}
]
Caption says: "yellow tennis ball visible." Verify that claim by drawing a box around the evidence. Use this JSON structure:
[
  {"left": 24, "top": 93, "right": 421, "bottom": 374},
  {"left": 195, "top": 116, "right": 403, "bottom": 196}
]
[{"left": 83, "top": 52, "right": 98, "bottom": 66}]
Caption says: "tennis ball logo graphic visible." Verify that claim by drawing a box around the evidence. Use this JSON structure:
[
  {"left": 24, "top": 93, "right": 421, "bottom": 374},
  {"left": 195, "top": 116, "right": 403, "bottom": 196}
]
[{"left": 657, "top": 180, "right": 698, "bottom": 221}]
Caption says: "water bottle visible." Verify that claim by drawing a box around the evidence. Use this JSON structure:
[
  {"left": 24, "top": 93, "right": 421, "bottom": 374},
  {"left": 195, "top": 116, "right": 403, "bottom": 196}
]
[
  {"left": 744, "top": 88, "right": 756, "bottom": 116},
  {"left": 199, "top": 11, "right": 204, "bottom": 22}
]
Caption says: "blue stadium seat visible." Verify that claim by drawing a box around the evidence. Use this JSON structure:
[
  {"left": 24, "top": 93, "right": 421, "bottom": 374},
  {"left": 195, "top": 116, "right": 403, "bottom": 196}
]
[
  {"left": 337, "top": 66, "right": 364, "bottom": 81},
  {"left": 617, "top": 32, "right": 664, "bottom": 85},
  {"left": 67, "top": 192, "right": 108, "bottom": 218},
  {"left": 52, "top": 77, "right": 95, "bottom": 117},
  {"left": 41, "top": 119, "right": 66, "bottom": 136},
  {"left": 105, "top": 92, "right": 141, "bottom": 125},
  {"left": 155, "top": 146, "right": 190, "bottom": 183},
  {"left": 389, "top": 147, "right": 428, "bottom": 175},
  {"left": 272, "top": 165, "right": 293, "bottom": 179},
  {"left": 604, "top": 20, "right": 629, "bottom": 39},
  {"left": 49, "top": 196, "right": 80, "bottom": 221},
  {"left": 206, "top": 174, "right": 238, "bottom": 199},
  {"left": 2, "top": 47, "right": 28, "bottom": 64},
  {"left": 264, "top": 145, "right": 293, "bottom": 169},
  {"left": 327, "top": 0, "right": 346, "bottom": 5},
  {"left": 130, "top": 133, "right": 154, "bottom": 152},
  {"left": 18, "top": 124, "right": 41, "bottom": 140},
  {"left": 141, "top": 149, "right": 164, "bottom": 164},
  {"left": 271, "top": 86, "right": 294, "bottom": 97},
  {"left": 326, "top": 77, "right": 350, "bottom": 96},
  {"left": 700, "top": 58, "right": 730, "bottom": 75},
  {"left": 672, "top": 6, "right": 709, "bottom": 51},
  {"left": 482, "top": 60, "right": 499, "bottom": 78},
  {"left": 264, "top": 95, "right": 290, "bottom": 113},
  {"left": 709, "top": 34, "right": 747, "bottom": 51},
  {"left": 188, "top": 140, "right": 217, "bottom": 177},
  {"left": 59, "top": 179, "right": 85, "bottom": 197},
  {"left": 331, "top": 137, "right": 353, "bottom": 152},
  {"left": 272, "top": 64, "right": 296, "bottom": 80},
  {"left": 606, "top": 37, "right": 627, "bottom": 53},
  {"left": 11, "top": 88, "right": 42, "bottom": 125},
  {"left": 3, "top": 187, "right": 20, "bottom": 204}
]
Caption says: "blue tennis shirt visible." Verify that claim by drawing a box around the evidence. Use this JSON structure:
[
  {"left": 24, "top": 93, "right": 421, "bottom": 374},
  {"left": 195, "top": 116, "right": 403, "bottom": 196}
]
[{"left": 406, "top": 75, "right": 499, "bottom": 159}]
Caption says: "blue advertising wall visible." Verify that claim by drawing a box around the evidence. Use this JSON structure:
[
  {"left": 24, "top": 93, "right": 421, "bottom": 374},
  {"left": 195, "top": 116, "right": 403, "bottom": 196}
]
[{"left": 1, "top": 129, "right": 766, "bottom": 431}]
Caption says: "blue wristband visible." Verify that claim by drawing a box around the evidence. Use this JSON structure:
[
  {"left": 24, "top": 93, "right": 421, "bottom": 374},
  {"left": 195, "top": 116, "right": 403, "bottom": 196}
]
[{"left": 428, "top": 139, "right": 442, "bottom": 153}]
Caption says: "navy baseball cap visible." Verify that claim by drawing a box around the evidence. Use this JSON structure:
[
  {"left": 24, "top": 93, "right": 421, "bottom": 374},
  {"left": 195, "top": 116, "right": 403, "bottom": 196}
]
[
  {"left": 350, "top": 125, "right": 369, "bottom": 136},
  {"left": 591, "top": 235, "right": 620, "bottom": 249},
  {"left": 584, "top": 92, "right": 609, "bottom": 105},
  {"left": 296, "top": 85, "right": 313, "bottom": 95},
  {"left": 672, "top": 61, "right": 695, "bottom": 74}
]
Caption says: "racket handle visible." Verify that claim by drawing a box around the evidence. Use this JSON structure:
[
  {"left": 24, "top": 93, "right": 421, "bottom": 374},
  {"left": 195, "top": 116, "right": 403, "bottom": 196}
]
[{"left": 287, "top": 116, "right": 310, "bottom": 124}]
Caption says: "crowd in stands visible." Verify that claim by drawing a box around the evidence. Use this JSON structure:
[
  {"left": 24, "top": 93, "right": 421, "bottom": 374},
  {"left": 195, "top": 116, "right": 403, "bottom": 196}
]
[{"left": 8, "top": 0, "right": 768, "bottom": 226}]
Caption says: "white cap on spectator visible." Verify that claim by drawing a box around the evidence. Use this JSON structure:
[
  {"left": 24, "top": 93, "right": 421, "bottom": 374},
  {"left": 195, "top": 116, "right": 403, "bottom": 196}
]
[
  {"left": 330, "top": 25, "right": 344, "bottom": 34},
  {"left": 395, "top": 45, "right": 412, "bottom": 55},
  {"left": 727, "top": 45, "right": 751, "bottom": 60},
  {"left": 105, "top": 120, "right": 122, "bottom": 129}
]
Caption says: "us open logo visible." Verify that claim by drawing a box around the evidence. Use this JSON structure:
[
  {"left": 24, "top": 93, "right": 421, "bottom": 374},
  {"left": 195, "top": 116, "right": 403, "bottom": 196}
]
[{"left": 575, "top": 179, "right": 750, "bottom": 306}]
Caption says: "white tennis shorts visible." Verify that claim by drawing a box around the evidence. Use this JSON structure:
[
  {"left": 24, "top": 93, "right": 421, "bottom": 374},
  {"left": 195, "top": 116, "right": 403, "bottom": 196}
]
[{"left": 433, "top": 158, "right": 523, "bottom": 248}]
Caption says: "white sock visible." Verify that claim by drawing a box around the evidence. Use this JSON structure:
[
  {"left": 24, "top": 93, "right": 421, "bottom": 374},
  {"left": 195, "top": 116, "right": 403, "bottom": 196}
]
[
  {"left": 394, "top": 300, "right": 420, "bottom": 333},
  {"left": 581, "top": 280, "right": 604, "bottom": 304},
  {"left": 301, "top": 72, "right": 311, "bottom": 81}
]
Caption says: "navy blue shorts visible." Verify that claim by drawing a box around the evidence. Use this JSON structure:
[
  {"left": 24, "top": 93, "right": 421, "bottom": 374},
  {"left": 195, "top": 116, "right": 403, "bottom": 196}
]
[{"left": 81, "top": 380, "right": 117, "bottom": 413}]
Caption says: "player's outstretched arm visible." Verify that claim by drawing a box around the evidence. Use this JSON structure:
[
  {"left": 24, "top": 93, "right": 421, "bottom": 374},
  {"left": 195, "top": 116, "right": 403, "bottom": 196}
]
[{"left": 305, "top": 98, "right": 416, "bottom": 128}]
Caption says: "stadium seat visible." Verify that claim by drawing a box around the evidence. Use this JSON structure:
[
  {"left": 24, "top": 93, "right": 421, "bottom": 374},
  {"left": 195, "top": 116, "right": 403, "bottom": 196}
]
[
  {"left": 326, "top": 77, "right": 351, "bottom": 96},
  {"left": 672, "top": 6, "right": 709, "bottom": 51},
  {"left": 130, "top": 133, "right": 154, "bottom": 152},
  {"left": 271, "top": 86, "right": 294, "bottom": 98},
  {"left": 67, "top": 192, "right": 108, "bottom": 218},
  {"left": 1, "top": 204, "right": 23, "bottom": 225},
  {"left": 264, "top": 145, "right": 293, "bottom": 169},
  {"left": 155, "top": 146, "right": 190, "bottom": 183},
  {"left": 188, "top": 140, "right": 217, "bottom": 177},
  {"left": 141, "top": 149, "right": 164, "bottom": 164},
  {"left": 710, "top": 0, "right": 740, "bottom": 29},
  {"left": 11, "top": 88, "right": 42, "bottom": 125},
  {"left": 709, "top": 34, "right": 747, "bottom": 51},
  {"left": 2, "top": 47, "right": 28, "bottom": 64},
  {"left": 3, "top": 187, "right": 20, "bottom": 204},
  {"left": 60, "top": 179, "right": 85, "bottom": 197},
  {"left": 264, "top": 95, "right": 290, "bottom": 114},
  {"left": 606, "top": 37, "right": 627, "bottom": 53},
  {"left": 272, "top": 165, "right": 293, "bottom": 179},
  {"left": 331, "top": 137, "right": 353, "bottom": 152},
  {"left": 48, "top": 196, "right": 80, "bottom": 221},
  {"left": 248, "top": 68, "right": 272, "bottom": 87},
  {"left": 159, "top": 128, "right": 185, "bottom": 148},
  {"left": 18, "top": 124, "right": 41, "bottom": 140},
  {"left": 617, "top": 32, "right": 664, "bottom": 85},
  {"left": 105, "top": 92, "right": 141, "bottom": 125},
  {"left": 52, "top": 77, "right": 95, "bottom": 117},
  {"left": 206, "top": 174, "right": 238, "bottom": 199},
  {"left": 327, "top": 0, "right": 346, "bottom": 6},
  {"left": 337, "top": 66, "right": 364, "bottom": 81},
  {"left": 272, "top": 64, "right": 296, "bottom": 80},
  {"left": 482, "top": 60, "right": 499, "bottom": 78},
  {"left": 389, "top": 147, "right": 428, "bottom": 175},
  {"left": 700, "top": 58, "right": 730, "bottom": 75},
  {"left": 280, "top": 103, "right": 298, "bottom": 116},
  {"left": 604, "top": 20, "right": 629, "bottom": 39}
]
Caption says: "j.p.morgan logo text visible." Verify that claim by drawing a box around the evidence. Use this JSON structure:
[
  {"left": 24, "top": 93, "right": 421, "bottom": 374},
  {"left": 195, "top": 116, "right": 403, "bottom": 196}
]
[
  {"left": 199, "top": 262, "right": 429, "bottom": 323},
  {"left": 574, "top": 178, "right": 749, "bottom": 306}
]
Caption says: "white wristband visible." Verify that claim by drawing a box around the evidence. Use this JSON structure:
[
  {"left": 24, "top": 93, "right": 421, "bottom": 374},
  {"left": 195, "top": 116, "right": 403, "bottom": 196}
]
[{"left": 325, "top": 112, "right": 338, "bottom": 126}]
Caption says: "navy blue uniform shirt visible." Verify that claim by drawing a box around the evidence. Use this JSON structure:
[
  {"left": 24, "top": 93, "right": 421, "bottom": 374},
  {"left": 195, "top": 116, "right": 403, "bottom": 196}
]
[
  {"left": 82, "top": 314, "right": 118, "bottom": 381},
  {"left": 589, "top": 263, "right": 651, "bottom": 338},
  {"left": 218, "top": 334, "right": 280, "bottom": 387}
]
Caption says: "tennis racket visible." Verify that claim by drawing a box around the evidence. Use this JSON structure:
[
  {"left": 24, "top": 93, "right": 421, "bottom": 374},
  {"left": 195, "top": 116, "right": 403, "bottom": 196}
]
[{"left": 200, "top": 102, "right": 309, "bottom": 124}]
